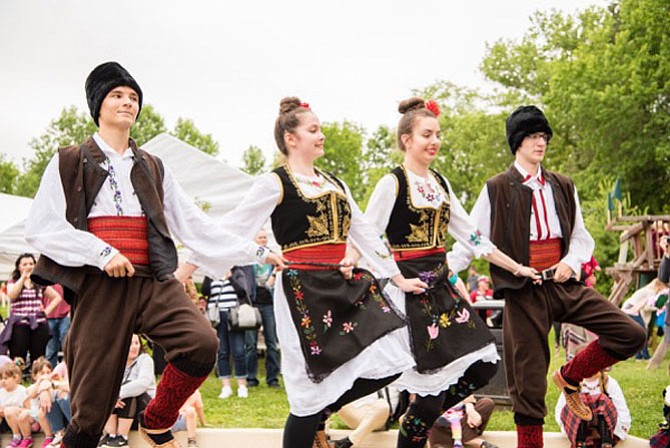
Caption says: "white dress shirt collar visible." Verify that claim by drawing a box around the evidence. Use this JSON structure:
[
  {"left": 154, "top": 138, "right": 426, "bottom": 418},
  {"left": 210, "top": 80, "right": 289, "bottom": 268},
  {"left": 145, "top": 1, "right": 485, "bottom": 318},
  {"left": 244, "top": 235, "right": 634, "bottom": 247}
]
[
  {"left": 92, "top": 133, "right": 133, "bottom": 160},
  {"left": 514, "top": 161, "right": 545, "bottom": 186}
]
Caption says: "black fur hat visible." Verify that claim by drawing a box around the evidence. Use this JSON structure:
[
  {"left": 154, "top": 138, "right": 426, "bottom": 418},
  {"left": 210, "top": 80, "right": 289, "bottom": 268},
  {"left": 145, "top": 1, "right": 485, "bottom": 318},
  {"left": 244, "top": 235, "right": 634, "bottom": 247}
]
[
  {"left": 85, "top": 62, "right": 143, "bottom": 127},
  {"left": 506, "top": 105, "right": 552, "bottom": 154}
]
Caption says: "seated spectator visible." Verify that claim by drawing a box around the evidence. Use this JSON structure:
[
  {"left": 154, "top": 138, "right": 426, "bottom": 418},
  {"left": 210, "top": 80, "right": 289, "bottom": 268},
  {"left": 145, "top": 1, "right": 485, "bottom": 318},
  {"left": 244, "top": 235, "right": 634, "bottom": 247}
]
[
  {"left": 0, "top": 355, "right": 13, "bottom": 369},
  {"left": 203, "top": 269, "right": 250, "bottom": 399},
  {"left": 555, "top": 369, "right": 630, "bottom": 447},
  {"left": 171, "top": 389, "right": 206, "bottom": 448},
  {"left": 429, "top": 395, "right": 498, "bottom": 448},
  {"left": 469, "top": 276, "right": 493, "bottom": 304},
  {"left": 42, "top": 361, "right": 71, "bottom": 448},
  {"left": 329, "top": 387, "right": 398, "bottom": 448},
  {"left": 16, "top": 357, "right": 56, "bottom": 448},
  {"left": 99, "top": 334, "right": 156, "bottom": 448},
  {"left": 622, "top": 278, "right": 668, "bottom": 360},
  {"left": 0, "top": 361, "right": 29, "bottom": 448}
]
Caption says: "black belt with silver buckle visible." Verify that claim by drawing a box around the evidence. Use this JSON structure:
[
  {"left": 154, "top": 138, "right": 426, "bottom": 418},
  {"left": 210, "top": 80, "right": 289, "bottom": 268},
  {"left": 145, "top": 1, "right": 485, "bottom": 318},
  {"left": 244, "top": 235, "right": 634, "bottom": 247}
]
[{"left": 541, "top": 268, "right": 556, "bottom": 281}]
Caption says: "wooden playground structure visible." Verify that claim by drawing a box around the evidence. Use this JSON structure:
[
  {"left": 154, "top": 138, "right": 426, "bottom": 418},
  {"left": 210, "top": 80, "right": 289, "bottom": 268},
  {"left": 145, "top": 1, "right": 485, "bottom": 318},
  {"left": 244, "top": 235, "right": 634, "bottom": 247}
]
[{"left": 605, "top": 214, "right": 670, "bottom": 305}]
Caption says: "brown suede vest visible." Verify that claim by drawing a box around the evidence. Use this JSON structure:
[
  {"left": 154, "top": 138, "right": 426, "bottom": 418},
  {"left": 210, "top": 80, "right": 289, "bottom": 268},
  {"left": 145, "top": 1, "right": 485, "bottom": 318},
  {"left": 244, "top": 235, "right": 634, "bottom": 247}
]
[
  {"left": 486, "top": 164, "right": 576, "bottom": 291},
  {"left": 32, "top": 137, "right": 178, "bottom": 301}
]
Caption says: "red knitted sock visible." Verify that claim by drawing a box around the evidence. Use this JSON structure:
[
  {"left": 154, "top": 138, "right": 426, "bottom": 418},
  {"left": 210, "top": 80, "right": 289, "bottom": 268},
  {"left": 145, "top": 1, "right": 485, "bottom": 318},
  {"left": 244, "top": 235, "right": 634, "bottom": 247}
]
[
  {"left": 516, "top": 424, "right": 543, "bottom": 448},
  {"left": 561, "top": 340, "right": 619, "bottom": 385},
  {"left": 142, "top": 363, "right": 208, "bottom": 430}
]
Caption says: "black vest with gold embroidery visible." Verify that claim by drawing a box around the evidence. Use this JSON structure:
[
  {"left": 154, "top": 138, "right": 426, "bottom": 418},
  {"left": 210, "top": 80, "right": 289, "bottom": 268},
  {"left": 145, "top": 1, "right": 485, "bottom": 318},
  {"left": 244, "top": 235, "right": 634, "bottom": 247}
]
[
  {"left": 386, "top": 166, "right": 451, "bottom": 251},
  {"left": 270, "top": 165, "right": 352, "bottom": 252}
]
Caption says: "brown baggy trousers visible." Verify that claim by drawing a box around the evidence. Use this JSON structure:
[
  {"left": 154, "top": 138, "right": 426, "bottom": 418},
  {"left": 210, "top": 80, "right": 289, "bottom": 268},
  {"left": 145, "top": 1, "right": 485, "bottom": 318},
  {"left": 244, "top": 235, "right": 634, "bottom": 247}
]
[
  {"left": 65, "top": 270, "right": 218, "bottom": 441},
  {"left": 501, "top": 280, "right": 644, "bottom": 421}
]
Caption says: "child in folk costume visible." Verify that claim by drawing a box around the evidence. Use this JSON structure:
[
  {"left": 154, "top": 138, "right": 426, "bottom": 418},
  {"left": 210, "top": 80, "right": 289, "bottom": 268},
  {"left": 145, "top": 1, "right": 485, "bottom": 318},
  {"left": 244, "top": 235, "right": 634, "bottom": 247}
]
[
  {"left": 25, "top": 62, "right": 284, "bottom": 448},
  {"left": 554, "top": 370, "right": 630, "bottom": 447},
  {"left": 364, "top": 98, "right": 538, "bottom": 448},
  {"left": 179, "top": 97, "right": 427, "bottom": 448}
]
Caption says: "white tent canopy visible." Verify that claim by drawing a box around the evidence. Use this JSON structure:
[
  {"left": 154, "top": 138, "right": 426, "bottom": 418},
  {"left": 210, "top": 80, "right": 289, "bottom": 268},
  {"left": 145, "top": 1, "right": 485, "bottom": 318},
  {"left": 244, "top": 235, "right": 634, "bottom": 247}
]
[
  {"left": 0, "top": 193, "right": 35, "bottom": 280},
  {"left": 0, "top": 133, "right": 258, "bottom": 280},
  {"left": 142, "top": 133, "right": 254, "bottom": 219}
]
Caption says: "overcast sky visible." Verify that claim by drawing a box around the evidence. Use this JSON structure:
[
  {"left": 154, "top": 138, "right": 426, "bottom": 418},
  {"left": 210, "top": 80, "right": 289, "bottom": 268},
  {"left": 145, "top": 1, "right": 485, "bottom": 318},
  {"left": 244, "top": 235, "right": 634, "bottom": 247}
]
[{"left": 0, "top": 0, "right": 607, "bottom": 168}]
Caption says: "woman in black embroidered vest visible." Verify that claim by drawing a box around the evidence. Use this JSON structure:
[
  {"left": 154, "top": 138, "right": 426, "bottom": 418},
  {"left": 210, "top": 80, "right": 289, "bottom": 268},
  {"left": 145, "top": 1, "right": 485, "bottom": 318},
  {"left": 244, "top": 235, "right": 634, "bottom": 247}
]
[
  {"left": 364, "top": 98, "right": 539, "bottom": 448},
  {"left": 206, "top": 98, "right": 427, "bottom": 448}
]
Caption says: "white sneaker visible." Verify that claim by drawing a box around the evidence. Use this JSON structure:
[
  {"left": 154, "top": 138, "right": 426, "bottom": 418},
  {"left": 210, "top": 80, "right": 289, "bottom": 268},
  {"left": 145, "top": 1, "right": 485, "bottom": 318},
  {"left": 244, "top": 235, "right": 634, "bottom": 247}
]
[
  {"left": 49, "top": 434, "right": 63, "bottom": 448},
  {"left": 218, "top": 385, "right": 233, "bottom": 399},
  {"left": 237, "top": 385, "right": 248, "bottom": 398}
]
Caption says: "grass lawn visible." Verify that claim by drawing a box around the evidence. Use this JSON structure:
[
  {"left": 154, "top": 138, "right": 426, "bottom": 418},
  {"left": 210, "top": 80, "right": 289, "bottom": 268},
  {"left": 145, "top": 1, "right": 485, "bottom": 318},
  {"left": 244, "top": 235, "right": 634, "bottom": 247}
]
[{"left": 199, "top": 336, "right": 668, "bottom": 439}]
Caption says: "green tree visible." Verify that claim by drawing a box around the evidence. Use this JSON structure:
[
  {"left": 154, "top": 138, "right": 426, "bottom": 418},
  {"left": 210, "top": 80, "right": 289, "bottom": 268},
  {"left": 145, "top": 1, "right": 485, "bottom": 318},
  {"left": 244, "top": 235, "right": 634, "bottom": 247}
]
[
  {"left": 359, "top": 125, "right": 403, "bottom": 208},
  {"left": 270, "top": 151, "right": 286, "bottom": 169},
  {"left": 0, "top": 155, "right": 20, "bottom": 194},
  {"left": 131, "top": 104, "right": 167, "bottom": 146},
  {"left": 480, "top": 0, "right": 670, "bottom": 212},
  {"left": 170, "top": 118, "right": 219, "bottom": 156},
  {"left": 240, "top": 145, "right": 267, "bottom": 175},
  {"left": 15, "top": 106, "right": 97, "bottom": 197},
  {"left": 317, "top": 121, "right": 366, "bottom": 202}
]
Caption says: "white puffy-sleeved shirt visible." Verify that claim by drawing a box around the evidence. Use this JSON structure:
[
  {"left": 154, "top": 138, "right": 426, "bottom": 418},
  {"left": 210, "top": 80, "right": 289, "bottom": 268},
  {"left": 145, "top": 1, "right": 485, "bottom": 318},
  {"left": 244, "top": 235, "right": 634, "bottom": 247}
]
[
  {"left": 25, "top": 133, "right": 267, "bottom": 279},
  {"left": 217, "top": 170, "right": 401, "bottom": 278},
  {"left": 449, "top": 162, "right": 594, "bottom": 274},
  {"left": 365, "top": 168, "right": 495, "bottom": 268}
]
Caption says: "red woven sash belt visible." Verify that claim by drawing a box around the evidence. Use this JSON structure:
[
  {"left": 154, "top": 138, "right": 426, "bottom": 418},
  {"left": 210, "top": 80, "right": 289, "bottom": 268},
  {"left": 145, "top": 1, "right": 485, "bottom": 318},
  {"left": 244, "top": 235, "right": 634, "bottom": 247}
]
[
  {"left": 284, "top": 244, "right": 347, "bottom": 270},
  {"left": 529, "top": 238, "right": 562, "bottom": 271},
  {"left": 88, "top": 216, "right": 150, "bottom": 266}
]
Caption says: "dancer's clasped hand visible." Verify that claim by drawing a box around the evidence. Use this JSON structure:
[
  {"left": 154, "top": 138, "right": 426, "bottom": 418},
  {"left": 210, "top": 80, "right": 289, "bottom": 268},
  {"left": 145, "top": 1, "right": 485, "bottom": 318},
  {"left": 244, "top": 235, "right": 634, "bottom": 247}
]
[
  {"left": 393, "top": 274, "right": 428, "bottom": 294},
  {"left": 339, "top": 257, "right": 356, "bottom": 279},
  {"left": 266, "top": 252, "right": 287, "bottom": 271}
]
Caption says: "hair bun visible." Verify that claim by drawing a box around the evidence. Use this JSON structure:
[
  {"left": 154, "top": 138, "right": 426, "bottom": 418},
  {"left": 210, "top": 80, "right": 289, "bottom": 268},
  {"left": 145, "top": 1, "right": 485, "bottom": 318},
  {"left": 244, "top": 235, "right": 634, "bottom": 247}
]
[
  {"left": 398, "top": 97, "right": 426, "bottom": 114},
  {"left": 279, "top": 97, "right": 303, "bottom": 115}
]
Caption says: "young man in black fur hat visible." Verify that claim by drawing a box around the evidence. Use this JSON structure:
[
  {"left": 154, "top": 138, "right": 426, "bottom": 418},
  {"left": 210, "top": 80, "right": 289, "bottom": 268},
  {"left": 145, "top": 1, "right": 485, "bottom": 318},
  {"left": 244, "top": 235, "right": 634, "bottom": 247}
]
[
  {"left": 449, "top": 105, "right": 645, "bottom": 447},
  {"left": 26, "top": 62, "right": 283, "bottom": 448}
]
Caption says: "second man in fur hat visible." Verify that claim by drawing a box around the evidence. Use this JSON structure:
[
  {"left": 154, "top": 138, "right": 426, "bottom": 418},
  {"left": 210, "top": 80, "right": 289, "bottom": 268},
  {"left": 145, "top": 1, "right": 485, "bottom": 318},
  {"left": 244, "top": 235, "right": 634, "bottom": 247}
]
[{"left": 449, "top": 105, "right": 645, "bottom": 448}]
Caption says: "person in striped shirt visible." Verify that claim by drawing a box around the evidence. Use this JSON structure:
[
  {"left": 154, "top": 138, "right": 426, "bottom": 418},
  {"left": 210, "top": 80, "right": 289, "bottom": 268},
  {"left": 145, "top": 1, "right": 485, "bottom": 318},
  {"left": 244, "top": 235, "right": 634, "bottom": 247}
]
[
  {"left": 202, "top": 268, "right": 252, "bottom": 399},
  {"left": 5, "top": 254, "right": 63, "bottom": 368}
]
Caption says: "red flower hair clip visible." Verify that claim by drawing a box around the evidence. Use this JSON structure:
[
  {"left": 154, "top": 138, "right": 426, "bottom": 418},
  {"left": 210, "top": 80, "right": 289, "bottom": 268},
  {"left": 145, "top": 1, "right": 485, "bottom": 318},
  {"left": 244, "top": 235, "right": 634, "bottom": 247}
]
[
  {"left": 299, "top": 102, "right": 310, "bottom": 110},
  {"left": 425, "top": 100, "right": 440, "bottom": 117}
]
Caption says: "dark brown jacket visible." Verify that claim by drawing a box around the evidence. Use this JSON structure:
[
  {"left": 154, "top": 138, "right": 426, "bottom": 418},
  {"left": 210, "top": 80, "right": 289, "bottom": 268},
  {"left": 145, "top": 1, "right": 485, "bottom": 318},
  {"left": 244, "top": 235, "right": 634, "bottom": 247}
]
[
  {"left": 487, "top": 164, "right": 576, "bottom": 291},
  {"left": 32, "top": 137, "right": 177, "bottom": 302}
]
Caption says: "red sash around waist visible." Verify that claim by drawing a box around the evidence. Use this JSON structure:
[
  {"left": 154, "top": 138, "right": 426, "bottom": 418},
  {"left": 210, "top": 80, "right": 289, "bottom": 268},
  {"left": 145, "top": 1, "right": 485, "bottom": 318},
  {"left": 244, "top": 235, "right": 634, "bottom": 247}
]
[
  {"left": 393, "top": 247, "right": 445, "bottom": 262},
  {"left": 283, "top": 244, "right": 346, "bottom": 270},
  {"left": 529, "top": 238, "right": 562, "bottom": 271},
  {"left": 88, "top": 216, "right": 150, "bottom": 266}
]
